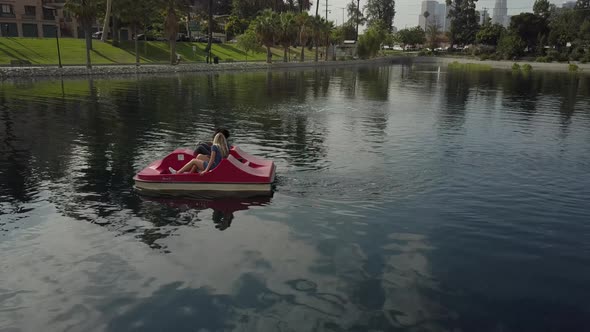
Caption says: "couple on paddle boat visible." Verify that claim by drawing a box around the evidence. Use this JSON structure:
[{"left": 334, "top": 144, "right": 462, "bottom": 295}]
[{"left": 169, "top": 128, "right": 230, "bottom": 175}]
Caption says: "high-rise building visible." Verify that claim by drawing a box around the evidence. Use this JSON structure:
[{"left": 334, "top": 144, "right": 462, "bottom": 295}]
[
  {"left": 492, "top": 0, "right": 508, "bottom": 27},
  {"left": 419, "top": 1, "right": 439, "bottom": 30},
  {"left": 479, "top": 8, "right": 490, "bottom": 25},
  {"left": 419, "top": 0, "right": 448, "bottom": 31},
  {"left": 434, "top": 2, "right": 448, "bottom": 31}
]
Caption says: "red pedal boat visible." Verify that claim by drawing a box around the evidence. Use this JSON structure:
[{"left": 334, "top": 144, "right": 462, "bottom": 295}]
[{"left": 134, "top": 146, "right": 276, "bottom": 195}]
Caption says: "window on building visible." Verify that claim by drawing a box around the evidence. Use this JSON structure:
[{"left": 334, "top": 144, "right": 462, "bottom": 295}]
[
  {"left": 42, "top": 7, "right": 55, "bottom": 20},
  {"left": 24, "top": 6, "right": 36, "bottom": 16},
  {"left": 1, "top": 4, "right": 14, "bottom": 14}
]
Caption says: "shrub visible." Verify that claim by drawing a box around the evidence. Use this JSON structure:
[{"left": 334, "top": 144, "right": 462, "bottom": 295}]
[
  {"left": 569, "top": 63, "right": 579, "bottom": 72},
  {"left": 512, "top": 63, "right": 521, "bottom": 71},
  {"left": 522, "top": 64, "right": 533, "bottom": 72},
  {"left": 570, "top": 47, "right": 585, "bottom": 61},
  {"left": 479, "top": 54, "right": 489, "bottom": 61},
  {"left": 547, "top": 49, "right": 559, "bottom": 60},
  {"left": 535, "top": 56, "right": 551, "bottom": 63}
]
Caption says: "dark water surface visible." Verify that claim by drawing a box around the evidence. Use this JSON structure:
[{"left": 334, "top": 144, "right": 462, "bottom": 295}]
[{"left": 1, "top": 64, "right": 590, "bottom": 332}]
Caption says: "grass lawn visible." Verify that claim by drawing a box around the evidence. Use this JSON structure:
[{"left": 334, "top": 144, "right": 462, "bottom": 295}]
[{"left": 0, "top": 37, "right": 320, "bottom": 65}]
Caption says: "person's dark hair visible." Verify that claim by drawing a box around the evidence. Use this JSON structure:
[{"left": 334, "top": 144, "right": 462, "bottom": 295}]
[{"left": 215, "top": 128, "right": 230, "bottom": 139}]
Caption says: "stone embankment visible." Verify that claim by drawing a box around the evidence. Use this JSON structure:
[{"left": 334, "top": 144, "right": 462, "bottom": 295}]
[{"left": 0, "top": 57, "right": 407, "bottom": 80}]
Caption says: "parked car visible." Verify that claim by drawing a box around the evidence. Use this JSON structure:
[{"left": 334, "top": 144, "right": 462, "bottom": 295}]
[
  {"left": 195, "top": 36, "right": 223, "bottom": 44},
  {"left": 92, "top": 31, "right": 113, "bottom": 39},
  {"left": 134, "top": 33, "right": 156, "bottom": 41}
]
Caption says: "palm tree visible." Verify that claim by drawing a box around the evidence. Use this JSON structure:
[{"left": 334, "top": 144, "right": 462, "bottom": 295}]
[
  {"left": 101, "top": 0, "right": 112, "bottom": 42},
  {"left": 164, "top": 1, "right": 179, "bottom": 65},
  {"left": 311, "top": 15, "right": 326, "bottom": 62},
  {"left": 323, "top": 19, "right": 334, "bottom": 61},
  {"left": 277, "top": 12, "right": 298, "bottom": 62},
  {"left": 295, "top": 12, "right": 311, "bottom": 62},
  {"left": 254, "top": 9, "right": 279, "bottom": 63},
  {"left": 65, "top": 0, "right": 101, "bottom": 69}
]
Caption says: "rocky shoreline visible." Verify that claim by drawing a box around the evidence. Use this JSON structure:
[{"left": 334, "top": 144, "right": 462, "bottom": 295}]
[
  {"left": 2, "top": 56, "right": 587, "bottom": 81},
  {"left": 0, "top": 57, "right": 405, "bottom": 81}
]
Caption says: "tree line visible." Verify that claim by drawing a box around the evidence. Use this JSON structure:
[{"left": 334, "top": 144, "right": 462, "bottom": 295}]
[{"left": 63, "top": 0, "right": 397, "bottom": 67}]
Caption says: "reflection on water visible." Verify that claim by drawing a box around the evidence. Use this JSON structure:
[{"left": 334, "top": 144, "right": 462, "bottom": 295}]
[{"left": 1, "top": 64, "right": 590, "bottom": 331}]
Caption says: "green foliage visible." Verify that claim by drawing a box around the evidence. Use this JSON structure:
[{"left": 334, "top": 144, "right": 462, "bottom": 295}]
[
  {"left": 253, "top": 9, "right": 279, "bottom": 63},
  {"left": 548, "top": 9, "right": 578, "bottom": 50},
  {"left": 346, "top": 0, "right": 366, "bottom": 30},
  {"left": 535, "top": 56, "right": 551, "bottom": 62},
  {"left": 533, "top": 0, "right": 552, "bottom": 19},
  {"left": 568, "top": 63, "right": 579, "bottom": 72},
  {"left": 225, "top": 15, "right": 249, "bottom": 39},
  {"left": 476, "top": 23, "right": 506, "bottom": 46},
  {"left": 522, "top": 63, "right": 533, "bottom": 72},
  {"left": 446, "top": 0, "right": 479, "bottom": 46},
  {"left": 512, "top": 63, "right": 521, "bottom": 71},
  {"left": 364, "top": 0, "right": 396, "bottom": 33},
  {"left": 509, "top": 12, "right": 549, "bottom": 51},
  {"left": 479, "top": 53, "right": 489, "bottom": 60},
  {"left": 396, "top": 26, "right": 426, "bottom": 47},
  {"left": 277, "top": 11, "right": 298, "bottom": 62},
  {"left": 237, "top": 28, "right": 262, "bottom": 56},
  {"left": 448, "top": 61, "right": 492, "bottom": 71},
  {"left": 497, "top": 32, "right": 526, "bottom": 59},
  {"left": 357, "top": 25, "right": 386, "bottom": 58}
]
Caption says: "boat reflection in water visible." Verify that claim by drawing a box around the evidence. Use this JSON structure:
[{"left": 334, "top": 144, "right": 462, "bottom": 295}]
[{"left": 140, "top": 194, "right": 273, "bottom": 232}]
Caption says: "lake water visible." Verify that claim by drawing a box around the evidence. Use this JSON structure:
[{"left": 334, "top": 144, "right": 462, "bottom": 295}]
[{"left": 1, "top": 64, "right": 589, "bottom": 332}]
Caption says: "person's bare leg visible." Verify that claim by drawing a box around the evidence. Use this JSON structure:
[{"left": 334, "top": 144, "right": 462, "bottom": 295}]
[
  {"left": 196, "top": 154, "right": 209, "bottom": 161},
  {"left": 177, "top": 159, "right": 197, "bottom": 173},
  {"left": 189, "top": 165, "right": 197, "bottom": 173}
]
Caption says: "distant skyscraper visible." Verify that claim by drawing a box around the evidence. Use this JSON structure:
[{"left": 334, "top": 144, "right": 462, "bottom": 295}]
[
  {"left": 492, "top": 0, "right": 508, "bottom": 27},
  {"left": 479, "top": 8, "right": 490, "bottom": 25},
  {"left": 419, "top": 0, "right": 448, "bottom": 31},
  {"left": 419, "top": 1, "right": 439, "bottom": 30}
]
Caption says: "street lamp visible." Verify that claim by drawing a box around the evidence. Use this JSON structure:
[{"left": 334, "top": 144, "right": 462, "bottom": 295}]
[{"left": 43, "top": 5, "right": 62, "bottom": 68}]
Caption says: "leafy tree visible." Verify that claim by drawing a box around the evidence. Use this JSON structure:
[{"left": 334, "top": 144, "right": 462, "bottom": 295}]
[
  {"left": 364, "top": 0, "right": 396, "bottom": 33},
  {"left": 509, "top": 12, "right": 548, "bottom": 51},
  {"left": 346, "top": 0, "right": 365, "bottom": 37},
  {"left": 357, "top": 25, "right": 386, "bottom": 58},
  {"left": 277, "top": 12, "right": 298, "bottom": 62},
  {"left": 65, "top": 0, "right": 103, "bottom": 69},
  {"left": 446, "top": 0, "right": 479, "bottom": 46},
  {"left": 476, "top": 23, "right": 505, "bottom": 46},
  {"left": 232, "top": 0, "right": 284, "bottom": 19},
  {"left": 254, "top": 9, "right": 279, "bottom": 63},
  {"left": 237, "top": 27, "right": 262, "bottom": 60},
  {"left": 396, "top": 26, "right": 426, "bottom": 47},
  {"left": 497, "top": 32, "right": 526, "bottom": 59},
  {"left": 580, "top": 19, "right": 590, "bottom": 47},
  {"left": 533, "top": 0, "right": 552, "bottom": 19},
  {"left": 548, "top": 9, "right": 577, "bottom": 50},
  {"left": 225, "top": 15, "right": 249, "bottom": 39},
  {"left": 297, "top": 0, "right": 311, "bottom": 13}
]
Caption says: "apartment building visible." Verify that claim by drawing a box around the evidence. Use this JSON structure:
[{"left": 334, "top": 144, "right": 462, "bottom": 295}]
[{"left": 0, "top": 0, "right": 83, "bottom": 37}]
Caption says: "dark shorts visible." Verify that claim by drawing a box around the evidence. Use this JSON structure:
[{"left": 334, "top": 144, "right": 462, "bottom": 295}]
[
  {"left": 203, "top": 160, "right": 218, "bottom": 170},
  {"left": 194, "top": 142, "right": 212, "bottom": 156}
]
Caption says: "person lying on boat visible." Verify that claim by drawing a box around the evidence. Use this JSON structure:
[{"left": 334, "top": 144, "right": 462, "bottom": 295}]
[
  {"left": 169, "top": 133, "right": 230, "bottom": 175},
  {"left": 194, "top": 128, "right": 231, "bottom": 156}
]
